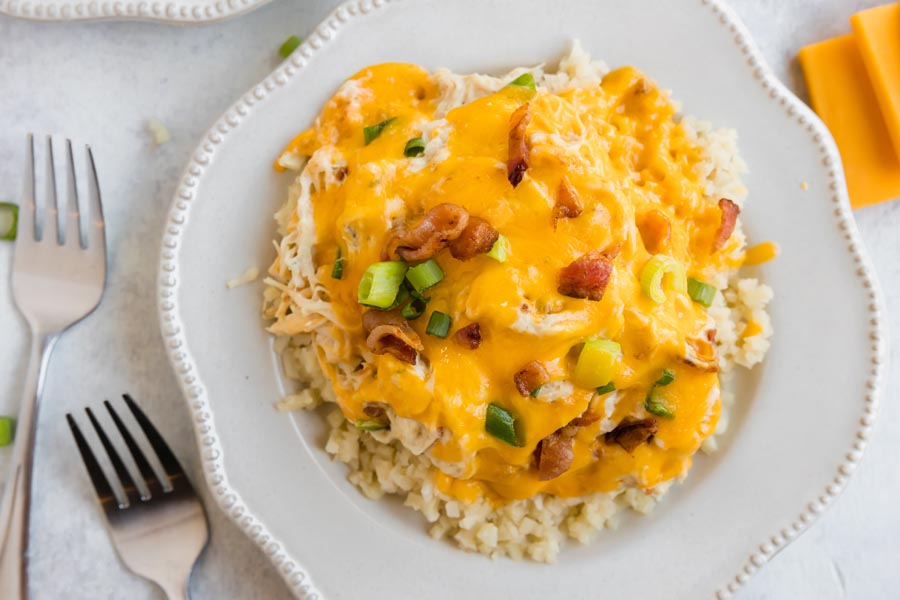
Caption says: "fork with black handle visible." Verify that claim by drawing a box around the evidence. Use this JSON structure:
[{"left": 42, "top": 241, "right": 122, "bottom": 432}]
[{"left": 66, "top": 395, "right": 209, "bottom": 599}]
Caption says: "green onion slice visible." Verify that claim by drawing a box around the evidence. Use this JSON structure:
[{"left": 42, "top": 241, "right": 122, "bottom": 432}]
[
  {"left": 425, "top": 311, "right": 452, "bottom": 338},
  {"left": 357, "top": 261, "right": 408, "bottom": 309},
  {"left": 573, "top": 338, "right": 621, "bottom": 389},
  {"left": 355, "top": 419, "right": 389, "bottom": 431},
  {"left": 386, "top": 285, "right": 410, "bottom": 311},
  {"left": 406, "top": 259, "right": 444, "bottom": 293},
  {"left": 687, "top": 277, "right": 716, "bottom": 308},
  {"left": 401, "top": 294, "right": 430, "bottom": 320},
  {"left": 485, "top": 403, "right": 523, "bottom": 447},
  {"left": 278, "top": 35, "right": 302, "bottom": 58},
  {"left": 596, "top": 382, "right": 616, "bottom": 395},
  {"left": 404, "top": 137, "right": 426, "bottom": 157},
  {"left": 645, "top": 396, "right": 675, "bottom": 419},
  {"left": 530, "top": 385, "right": 543, "bottom": 398},
  {"left": 0, "top": 203, "right": 19, "bottom": 241},
  {"left": 507, "top": 72, "right": 537, "bottom": 91},
  {"left": 640, "top": 254, "right": 686, "bottom": 303},
  {"left": 655, "top": 369, "right": 675, "bottom": 387},
  {"left": 0, "top": 416, "right": 14, "bottom": 446},
  {"left": 363, "top": 117, "right": 396, "bottom": 145},
  {"left": 331, "top": 248, "right": 344, "bottom": 280},
  {"left": 486, "top": 234, "right": 510, "bottom": 263}
]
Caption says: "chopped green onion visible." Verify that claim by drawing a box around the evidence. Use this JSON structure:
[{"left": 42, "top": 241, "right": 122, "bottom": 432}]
[
  {"left": 355, "top": 419, "right": 389, "bottom": 431},
  {"left": 0, "top": 203, "right": 18, "bottom": 241},
  {"left": 640, "top": 254, "right": 686, "bottom": 303},
  {"left": 596, "top": 382, "right": 616, "bottom": 395},
  {"left": 425, "top": 311, "right": 452, "bottom": 338},
  {"left": 573, "top": 339, "right": 621, "bottom": 389},
  {"left": 401, "top": 294, "right": 429, "bottom": 320},
  {"left": 278, "top": 35, "right": 302, "bottom": 58},
  {"left": 687, "top": 277, "right": 716, "bottom": 308},
  {"left": 530, "top": 385, "right": 543, "bottom": 398},
  {"left": 0, "top": 417, "right": 13, "bottom": 446},
  {"left": 331, "top": 248, "right": 344, "bottom": 280},
  {"left": 507, "top": 73, "right": 536, "bottom": 91},
  {"left": 386, "top": 285, "right": 410, "bottom": 311},
  {"left": 404, "top": 137, "right": 426, "bottom": 157},
  {"left": 655, "top": 369, "right": 675, "bottom": 387},
  {"left": 486, "top": 234, "right": 510, "bottom": 263},
  {"left": 357, "top": 261, "right": 408, "bottom": 309},
  {"left": 485, "top": 403, "right": 522, "bottom": 447},
  {"left": 645, "top": 396, "right": 675, "bottom": 419},
  {"left": 363, "top": 117, "right": 396, "bottom": 145},
  {"left": 406, "top": 259, "right": 444, "bottom": 293}
]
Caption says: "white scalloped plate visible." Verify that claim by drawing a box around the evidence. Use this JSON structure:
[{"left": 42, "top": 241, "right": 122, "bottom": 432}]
[
  {"left": 0, "top": 0, "right": 271, "bottom": 23},
  {"left": 157, "top": 0, "right": 887, "bottom": 598}
]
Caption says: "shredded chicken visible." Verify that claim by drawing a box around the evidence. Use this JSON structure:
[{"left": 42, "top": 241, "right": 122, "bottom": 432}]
[
  {"left": 552, "top": 177, "right": 584, "bottom": 228},
  {"left": 387, "top": 203, "right": 470, "bottom": 262},
  {"left": 558, "top": 250, "right": 614, "bottom": 301},
  {"left": 604, "top": 417, "right": 658, "bottom": 452},
  {"left": 713, "top": 198, "right": 740, "bottom": 250},
  {"left": 507, "top": 103, "right": 531, "bottom": 187},
  {"left": 448, "top": 216, "right": 499, "bottom": 260},
  {"left": 362, "top": 309, "right": 424, "bottom": 364},
  {"left": 514, "top": 360, "right": 551, "bottom": 396},
  {"left": 454, "top": 323, "right": 483, "bottom": 349},
  {"left": 536, "top": 428, "right": 575, "bottom": 481}
]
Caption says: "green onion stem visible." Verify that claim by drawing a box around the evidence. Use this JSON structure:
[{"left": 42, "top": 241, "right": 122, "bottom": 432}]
[
  {"left": 278, "top": 35, "right": 302, "bottom": 58},
  {"left": 687, "top": 277, "right": 716, "bottom": 308},
  {"left": 406, "top": 259, "right": 444, "bottom": 293},
  {"left": 0, "top": 203, "right": 19, "bottom": 241},
  {"left": 425, "top": 311, "right": 452, "bottom": 338},
  {"left": 404, "top": 137, "right": 426, "bottom": 157},
  {"left": 357, "top": 261, "right": 408, "bottom": 309},
  {"left": 363, "top": 118, "right": 396, "bottom": 145},
  {"left": 485, "top": 403, "right": 522, "bottom": 447}
]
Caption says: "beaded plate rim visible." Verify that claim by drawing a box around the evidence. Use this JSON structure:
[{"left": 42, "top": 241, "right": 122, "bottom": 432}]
[{"left": 156, "top": 0, "right": 887, "bottom": 598}]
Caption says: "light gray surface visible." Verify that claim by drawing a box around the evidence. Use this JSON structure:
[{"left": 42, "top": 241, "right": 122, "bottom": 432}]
[{"left": 0, "top": 0, "right": 895, "bottom": 598}]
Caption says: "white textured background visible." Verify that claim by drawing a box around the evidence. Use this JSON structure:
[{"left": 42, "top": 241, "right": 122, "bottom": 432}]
[{"left": 0, "top": 0, "right": 896, "bottom": 598}]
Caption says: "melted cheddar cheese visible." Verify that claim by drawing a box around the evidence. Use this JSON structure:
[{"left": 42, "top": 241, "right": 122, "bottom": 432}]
[{"left": 272, "top": 62, "right": 742, "bottom": 504}]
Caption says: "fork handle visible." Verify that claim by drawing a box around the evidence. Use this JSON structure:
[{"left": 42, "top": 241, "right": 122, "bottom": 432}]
[{"left": 0, "top": 332, "right": 57, "bottom": 599}]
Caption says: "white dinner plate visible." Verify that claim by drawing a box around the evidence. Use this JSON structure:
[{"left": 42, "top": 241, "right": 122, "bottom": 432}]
[
  {"left": 0, "top": 0, "right": 272, "bottom": 23},
  {"left": 157, "top": 0, "right": 887, "bottom": 598}
]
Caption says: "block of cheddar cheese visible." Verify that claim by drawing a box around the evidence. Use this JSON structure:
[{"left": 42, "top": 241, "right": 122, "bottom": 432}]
[
  {"left": 851, "top": 2, "right": 900, "bottom": 162},
  {"left": 799, "top": 34, "right": 900, "bottom": 209}
]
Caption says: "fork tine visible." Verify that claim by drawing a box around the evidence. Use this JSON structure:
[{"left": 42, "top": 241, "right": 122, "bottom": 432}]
[
  {"left": 103, "top": 400, "right": 166, "bottom": 493},
  {"left": 20, "top": 134, "right": 38, "bottom": 243},
  {"left": 64, "top": 139, "right": 81, "bottom": 248},
  {"left": 45, "top": 135, "right": 61, "bottom": 245},
  {"left": 66, "top": 414, "right": 117, "bottom": 506},
  {"left": 84, "top": 145, "right": 106, "bottom": 253},
  {"left": 122, "top": 394, "right": 189, "bottom": 489},
  {"left": 85, "top": 407, "right": 143, "bottom": 505}
]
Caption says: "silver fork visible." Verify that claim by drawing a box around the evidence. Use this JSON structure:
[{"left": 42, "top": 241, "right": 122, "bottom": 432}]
[
  {"left": 66, "top": 395, "right": 209, "bottom": 600},
  {"left": 0, "top": 134, "right": 108, "bottom": 597}
]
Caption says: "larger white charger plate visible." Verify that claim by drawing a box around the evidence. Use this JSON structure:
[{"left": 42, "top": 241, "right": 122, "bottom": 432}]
[
  {"left": 0, "top": 0, "right": 272, "bottom": 23},
  {"left": 157, "top": 0, "right": 888, "bottom": 597}
]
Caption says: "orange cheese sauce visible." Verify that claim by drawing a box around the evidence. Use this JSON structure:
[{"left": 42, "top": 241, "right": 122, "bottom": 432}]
[{"left": 277, "top": 63, "right": 733, "bottom": 503}]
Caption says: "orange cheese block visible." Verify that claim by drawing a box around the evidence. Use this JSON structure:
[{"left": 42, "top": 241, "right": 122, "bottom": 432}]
[
  {"left": 799, "top": 34, "right": 900, "bottom": 208},
  {"left": 852, "top": 2, "right": 900, "bottom": 161}
]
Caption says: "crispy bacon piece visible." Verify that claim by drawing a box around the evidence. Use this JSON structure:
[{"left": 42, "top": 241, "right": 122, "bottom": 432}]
[
  {"left": 536, "top": 429, "right": 575, "bottom": 481},
  {"left": 552, "top": 177, "right": 584, "bottom": 228},
  {"left": 514, "top": 360, "right": 550, "bottom": 396},
  {"left": 507, "top": 103, "right": 531, "bottom": 187},
  {"left": 604, "top": 417, "right": 658, "bottom": 452},
  {"left": 569, "top": 411, "right": 601, "bottom": 427},
  {"left": 362, "top": 403, "right": 387, "bottom": 418},
  {"left": 362, "top": 309, "right": 425, "bottom": 365},
  {"left": 448, "top": 217, "right": 499, "bottom": 260},
  {"left": 637, "top": 209, "right": 671, "bottom": 253},
  {"left": 557, "top": 250, "right": 614, "bottom": 301},
  {"left": 713, "top": 198, "right": 740, "bottom": 251},
  {"left": 454, "top": 323, "right": 483, "bottom": 349},
  {"left": 387, "top": 203, "right": 470, "bottom": 262}
]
